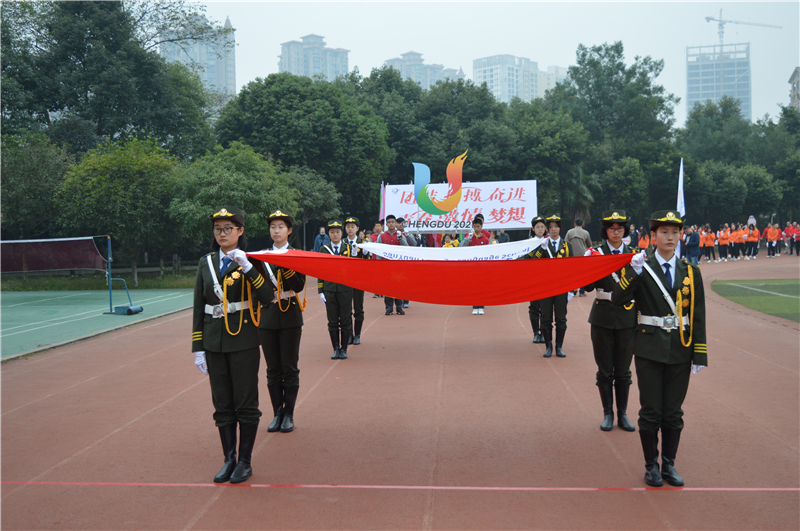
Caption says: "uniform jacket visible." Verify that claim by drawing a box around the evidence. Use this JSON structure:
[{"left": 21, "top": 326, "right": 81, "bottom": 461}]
[
  {"left": 317, "top": 242, "right": 353, "bottom": 293},
  {"left": 613, "top": 253, "right": 708, "bottom": 366},
  {"left": 192, "top": 252, "right": 273, "bottom": 353},
  {"left": 584, "top": 242, "right": 638, "bottom": 330},
  {"left": 258, "top": 246, "right": 306, "bottom": 330},
  {"left": 344, "top": 236, "right": 370, "bottom": 259},
  {"left": 531, "top": 237, "right": 574, "bottom": 259}
]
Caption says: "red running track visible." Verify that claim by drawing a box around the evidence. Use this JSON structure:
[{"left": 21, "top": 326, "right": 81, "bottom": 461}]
[{"left": 2, "top": 257, "right": 798, "bottom": 530}]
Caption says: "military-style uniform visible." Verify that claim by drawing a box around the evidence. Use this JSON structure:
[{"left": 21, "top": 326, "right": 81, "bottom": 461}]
[
  {"left": 584, "top": 210, "right": 637, "bottom": 432},
  {"left": 258, "top": 210, "right": 306, "bottom": 434},
  {"left": 520, "top": 216, "right": 547, "bottom": 344},
  {"left": 531, "top": 215, "right": 574, "bottom": 358},
  {"left": 344, "top": 216, "right": 369, "bottom": 346},
  {"left": 318, "top": 220, "right": 353, "bottom": 360},
  {"left": 192, "top": 207, "right": 273, "bottom": 485},
  {"left": 613, "top": 210, "right": 708, "bottom": 488}
]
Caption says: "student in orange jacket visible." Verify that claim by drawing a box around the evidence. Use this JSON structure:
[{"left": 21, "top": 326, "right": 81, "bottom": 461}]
[
  {"left": 638, "top": 232, "right": 651, "bottom": 251},
  {"left": 717, "top": 224, "right": 730, "bottom": 262},
  {"left": 745, "top": 224, "right": 760, "bottom": 260},
  {"left": 766, "top": 224, "right": 781, "bottom": 258}
]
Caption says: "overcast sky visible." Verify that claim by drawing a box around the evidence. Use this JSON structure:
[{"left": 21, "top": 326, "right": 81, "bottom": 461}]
[{"left": 202, "top": 1, "right": 799, "bottom": 125}]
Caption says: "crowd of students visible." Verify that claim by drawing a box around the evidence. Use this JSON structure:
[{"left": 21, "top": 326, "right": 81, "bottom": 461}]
[{"left": 627, "top": 221, "right": 800, "bottom": 264}]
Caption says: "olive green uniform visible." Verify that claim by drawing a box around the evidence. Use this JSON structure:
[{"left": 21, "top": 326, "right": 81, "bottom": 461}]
[
  {"left": 531, "top": 238, "right": 574, "bottom": 352},
  {"left": 344, "top": 236, "right": 369, "bottom": 342},
  {"left": 192, "top": 252, "right": 273, "bottom": 427},
  {"left": 318, "top": 242, "right": 353, "bottom": 352}
]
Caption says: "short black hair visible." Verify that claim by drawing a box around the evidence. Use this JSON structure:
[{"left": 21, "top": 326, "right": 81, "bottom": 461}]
[
  {"left": 575, "top": 218, "right": 583, "bottom": 226},
  {"left": 211, "top": 222, "right": 247, "bottom": 252},
  {"left": 385, "top": 215, "right": 396, "bottom": 221}
]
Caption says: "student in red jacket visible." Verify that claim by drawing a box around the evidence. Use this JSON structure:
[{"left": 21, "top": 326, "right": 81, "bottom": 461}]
[{"left": 460, "top": 216, "right": 490, "bottom": 314}]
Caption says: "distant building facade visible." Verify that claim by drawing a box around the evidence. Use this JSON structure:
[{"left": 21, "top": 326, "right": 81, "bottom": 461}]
[
  {"left": 686, "top": 43, "right": 752, "bottom": 121},
  {"left": 159, "top": 16, "right": 236, "bottom": 107},
  {"left": 790, "top": 67, "right": 800, "bottom": 111},
  {"left": 278, "top": 34, "right": 349, "bottom": 80},
  {"left": 384, "top": 52, "right": 465, "bottom": 90},
  {"left": 472, "top": 55, "right": 567, "bottom": 104}
]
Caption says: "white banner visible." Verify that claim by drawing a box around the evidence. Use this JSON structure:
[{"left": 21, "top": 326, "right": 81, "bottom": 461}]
[
  {"left": 384, "top": 180, "right": 537, "bottom": 233},
  {"left": 359, "top": 237, "right": 546, "bottom": 261}
]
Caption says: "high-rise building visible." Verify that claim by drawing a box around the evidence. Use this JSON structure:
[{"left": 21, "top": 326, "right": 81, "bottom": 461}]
[
  {"left": 686, "top": 43, "right": 752, "bottom": 121},
  {"left": 472, "top": 55, "right": 568, "bottom": 104},
  {"left": 278, "top": 34, "right": 349, "bottom": 80},
  {"left": 789, "top": 67, "right": 800, "bottom": 111},
  {"left": 159, "top": 16, "right": 237, "bottom": 108},
  {"left": 384, "top": 52, "right": 465, "bottom": 90}
]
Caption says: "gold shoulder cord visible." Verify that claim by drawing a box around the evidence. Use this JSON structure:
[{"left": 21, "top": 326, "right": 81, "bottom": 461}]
[
  {"left": 676, "top": 266, "right": 695, "bottom": 347},
  {"left": 223, "top": 275, "right": 245, "bottom": 336},
  {"left": 247, "top": 281, "right": 261, "bottom": 327},
  {"left": 276, "top": 269, "right": 308, "bottom": 313}
]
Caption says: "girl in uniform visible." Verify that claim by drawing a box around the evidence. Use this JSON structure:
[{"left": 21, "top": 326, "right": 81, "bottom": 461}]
[
  {"left": 192, "top": 207, "right": 273, "bottom": 484},
  {"left": 525, "top": 216, "right": 548, "bottom": 343}
]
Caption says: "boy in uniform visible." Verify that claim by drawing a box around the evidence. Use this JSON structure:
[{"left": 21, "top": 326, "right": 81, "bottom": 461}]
[
  {"left": 613, "top": 210, "right": 708, "bottom": 487},
  {"left": 344, "top": 216, "right": 369, "bottom": 345},
  {"left": 317, "top": 220, "right": 353, "bottom": 360},
  {"left": 583, "top": 211, "right": 637, "bottom": 432}
]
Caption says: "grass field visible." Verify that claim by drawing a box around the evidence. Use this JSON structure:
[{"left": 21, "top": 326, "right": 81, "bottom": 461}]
[
  {"left": 1, "top": 271, "right": 196, "bottom": 291},
  {"left": 711, "top": 279, "right": 800, "bottom": 323}
]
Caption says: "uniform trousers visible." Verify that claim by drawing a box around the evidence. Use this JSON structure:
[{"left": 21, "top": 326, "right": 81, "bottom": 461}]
[
  {"left": 591, "top": 326, "right": 634, "bottom": 386},
  {"left": 540, "top": 293, "right": 568, "bottom": 331},
  {"left": 384, "top": 296, "right": 403, "bottom": 313},
  {"left": 259, "top": 328, "right": 301, "bottom": 387},
  {"left": 352, "top": 289, "right": 365, "bottom": 322},
  {"left": 528, "top": 299, "right": 542, "bottom": 325},
  {"left": 206, "top": 347, "right": 262, "bottom": 427},
  {"left": 634, "top": 357, "right": 691, "bottom": 431},
  {"left": 326, "top": 290, "right": 353, "bottom": 333}
]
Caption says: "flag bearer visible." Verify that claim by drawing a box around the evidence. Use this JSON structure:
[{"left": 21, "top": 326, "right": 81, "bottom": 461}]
[
  {"left": 614, "top": 210, "right": 708, "bottom": 488},
  {"left": 318, "top": 220, "right": 353, "bottom": 359},
  {"left": 344, "top": 216, "right": 369, "bottom": 345},
  {"left": 583, "top": 211, "right": 637, "bottom": 432},
  {"left": 192, "top": 207, "right": 273, "bottom": 484}
]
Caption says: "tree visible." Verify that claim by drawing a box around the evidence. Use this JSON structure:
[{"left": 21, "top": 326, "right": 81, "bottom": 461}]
[
  {"left": 696, "top": 161, "right": 748, "bottom": 226},
  {"left": 285, "top": 166, "right": 342, "bottom": 250},
  {"left": 122, "top": 0, "right": 233, "bottom": 53},
  {"left": 215, "top": 73, "right": 392, "bottom": 223},
  {"left": 596, "top": 157, "right": 648, "bottom": 222},
  {"left": 1, "top": 134, "right": 74, "bottom": 240},
  {"left": 738, "top": 164, "right": 783, "bottom": 221},
  {"left": 677, "top": 96, "right": 751, "bottom": 165},
  {"left": 169, "top": 142, "right": 298, "bottom": 253},
  {"left": 58, "top": 139, "right": 178, "bottom": 286}
]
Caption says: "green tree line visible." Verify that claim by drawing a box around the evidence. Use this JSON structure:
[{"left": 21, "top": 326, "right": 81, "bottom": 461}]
[{"left": 3, "top": 1, "right": 798, "bottom": 278}]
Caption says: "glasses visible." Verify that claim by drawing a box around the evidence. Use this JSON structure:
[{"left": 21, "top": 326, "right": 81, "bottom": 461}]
[
  {"left": 213, "top": 226, "right": 238, "bottom": 236},
  {"left": 607, "top": 227, "right": 625, "bottom": 232}
]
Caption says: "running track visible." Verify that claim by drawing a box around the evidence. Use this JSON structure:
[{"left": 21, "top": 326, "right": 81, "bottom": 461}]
[{"left": 2, "top": 258, "right": 798, "bottom": 530}]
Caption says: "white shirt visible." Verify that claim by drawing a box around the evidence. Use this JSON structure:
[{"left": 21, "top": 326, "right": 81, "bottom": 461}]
[
  {"left": 272, "top": 242, "right": 289, "bottom": 251},
  {"left": 607, "top": 241, "right": 624, "bottom": 254},
  {"left": 549, "top": 237, "right": 561, "bottom": 251},
  {"left": 653, "top": 251, "right": 677, "bottom": 289}
]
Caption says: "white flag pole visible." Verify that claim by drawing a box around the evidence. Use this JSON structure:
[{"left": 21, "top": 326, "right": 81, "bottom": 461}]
[{"left": 677, "top": 158, "right": 686, "bottom": 217}]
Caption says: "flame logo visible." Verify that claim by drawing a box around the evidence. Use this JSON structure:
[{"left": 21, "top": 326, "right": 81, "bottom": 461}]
[{"left": 413, "top": 151, "right": 467, "bottom": 215}]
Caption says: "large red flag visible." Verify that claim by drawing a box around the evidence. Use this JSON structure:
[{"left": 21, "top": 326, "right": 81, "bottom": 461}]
[{"left": 248, "top": 250, "right": 632, "bottom": 306}]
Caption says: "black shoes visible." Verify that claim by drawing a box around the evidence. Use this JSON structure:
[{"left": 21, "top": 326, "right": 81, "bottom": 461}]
[
  {"left": 339, "top": 330, "right": 348, "bottom": 360},
  {"left": 329, "top": 330, "right": 340, "bottom": 359},
  {"left": 599, "top": 385, "right": 614, "bottom": 431},
  {"left": 353, "top": 321, "right": 362, "bottom": 345},
  {"left": 396, "top": 309, "right": 405, "bottom": 315},
  {"left": 385, "top": 310, "right": 393, "bottom": 315},
  {"left": 229, "top": 423, "right": 258, "bottom": 484},
  {"left": 214, "top": 424, "right": 237, "bottom": 483},
  {"left": 555, "top": 346, "right": 566, "bottom": 358},
  {"left": 352, "top": 335, "right": 361, "bottom": 345},
  {"left": 615, "top": 384, "right": 636, "bottom": 432},
  {"left": 555, "top": 329, "right": 566, "bottom": 357},
  {"left": 280, "top": 386, "right": 299, "bottom": 433},
  {"left": 543, "top": 342, "right": 553, "bottom": 358},
  {"left": 639, "top": 429, "right": 664, "bottom": 487},
  {"left": 267, "top": 385, "right": 284, "bottom": 432},
  {"left": 533, "top": 333, "right": 544, "bottom": 344},
  {"left": 661, "top": 427, "right": 684, "bottom": 486}
]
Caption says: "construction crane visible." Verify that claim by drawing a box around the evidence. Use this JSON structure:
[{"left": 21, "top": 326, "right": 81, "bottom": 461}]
[{"left": 705, "top": 9, "right": 782, "bottom": 46}]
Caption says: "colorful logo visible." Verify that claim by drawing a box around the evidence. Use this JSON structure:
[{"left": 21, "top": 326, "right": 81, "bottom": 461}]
[{"left": 413, "top": 151, "right": 467, "bottom": 215}]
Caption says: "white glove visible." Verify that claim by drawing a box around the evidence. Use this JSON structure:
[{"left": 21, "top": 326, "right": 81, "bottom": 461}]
[
  {"left": 319, "top": 293, "right": 326, "bottom": 305},
  {"left": 227, "top": 249, "right": 252, "bottom": 273},
  {"left": 540, "top": 239, "right": 549, "bottom": 250},
  {"left": 194, "top": 351, "right": 208, "bottom": 375},
  {"left": 583, "top": 248, "right": 593, "bottom": 257},
  {"left": 692, "top": 364, "right": 705, "bottom": 374},
  {"left": 567, "top": 292, "right": 575, "bottom": 303},
  {"left": 630, "top": 250, "right": 647, "bottom": 274}
]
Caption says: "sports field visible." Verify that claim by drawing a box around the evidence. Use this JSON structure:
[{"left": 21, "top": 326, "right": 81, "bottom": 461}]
[
  {"left": 2, "top": 258, "right": 798, "bottom": 530},
  {"left": 1, "top": 289, "right": 192, "bottom": 359},
  {"left": 712, "top": 279, "right": 800, "bottom": 322}
]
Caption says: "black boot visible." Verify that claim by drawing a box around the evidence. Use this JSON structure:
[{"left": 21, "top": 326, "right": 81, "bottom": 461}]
[
  {"left": 542, "top": 328, "right": 553, "bottom": 357},
  {"left": 348, "top": 320, "right": 354, "bottom": 344},
  {"left": 614, "top": 384, "right": 636, "bottom": 432},
  {"left": 598, "top": 385, "right": 614, "bottom": 431},
  {"left": 353, "top": 320, "right": 363, "bottom": 345},
  {"left": 229, "top": 422, "right": 258, "bottom": 484},
  {"left": 555, "top": 329, "right": 566, "bottom": 357},
  {"left": 329, "top": 330, "right": 340, "bottom": 359},
  {"left": 213, "top": 424, "right": 237, "bottom": 483},
  {"left": 661, "top": 427, "right": 685, "bottom": 486},
  {"left": 339, "top": 330, "right": 349, "bottom": 360},
  {"left": 267, "top": 385, "right": 283, "bottom": 433},
  {"left": 280, "top": 386, "right": 299, "bottom": 432},
  {"left": 639, "top": 429, "right": 663, "bottom": 487},
  {"left": 530, "top": 318, "right": 543, "bottom": 343}
]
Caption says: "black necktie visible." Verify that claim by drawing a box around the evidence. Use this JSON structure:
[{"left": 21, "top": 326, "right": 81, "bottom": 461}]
[
  {"left": 612, "top": 249, "right": 620, "bottom": 255},
  {"left": 334, "top": 245, "right": 339, "bottom": 255},
  {"left": 221, "top": 256, "right": 231, "bottom": 275},
  {"left": 663, "top": 263, "right": 672, "bottom": 289}
]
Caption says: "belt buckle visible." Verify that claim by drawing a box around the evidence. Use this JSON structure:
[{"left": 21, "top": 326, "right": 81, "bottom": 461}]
[
  {"left": 663, "top": 315, "right": 676, "bottom": 329},
  {"left": 212, "top": 304, "right": 224, "bottom": 318}
]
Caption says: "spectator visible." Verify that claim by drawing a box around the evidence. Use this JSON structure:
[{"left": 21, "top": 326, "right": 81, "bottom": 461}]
[
  {"left": 370, "top": 220, "right": 384, "bottom": 243},
  {"left": 684, "top": 225, "right": 701, "bottom": 265},
  {"left": 376, "top": 215, "right": 410, "bottom": 314},
  {"left": 565, "top": 218, "right": 593, "bottom": 296},
  {"left": 498, "top": 229, "right": 511, "bottom": 244},
  {"left": 443, "top": 234, "right": 458, "bottom": 248},
  {"left": 312, "top": 226, "right": 330, "bottom": 252},
  {"left": 460, "top": 216, "right": 490, "bottom": 314},
  {"left": 629, "top": 224, "right": 639, "bottom": 248}
]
